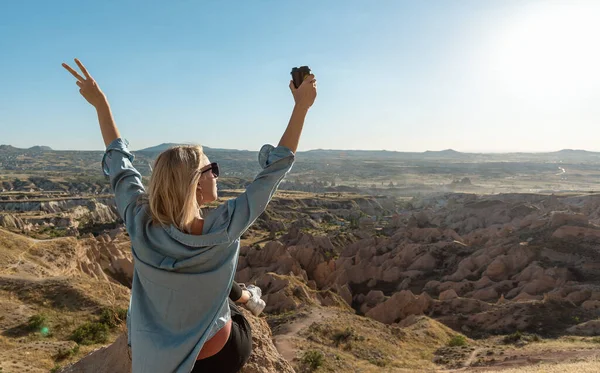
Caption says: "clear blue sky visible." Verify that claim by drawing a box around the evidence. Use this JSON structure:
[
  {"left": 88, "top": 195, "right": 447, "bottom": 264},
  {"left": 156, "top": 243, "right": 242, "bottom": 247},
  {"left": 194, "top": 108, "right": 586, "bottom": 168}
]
[{"left": 1, "top": 0, "right": 599, "bottom": 152}]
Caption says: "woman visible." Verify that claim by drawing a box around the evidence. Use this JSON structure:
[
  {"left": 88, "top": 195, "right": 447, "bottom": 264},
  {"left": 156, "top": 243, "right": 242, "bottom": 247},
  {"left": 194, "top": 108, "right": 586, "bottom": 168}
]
[{"left": 62, "top": 59, "right": 317, "bottom": 373}]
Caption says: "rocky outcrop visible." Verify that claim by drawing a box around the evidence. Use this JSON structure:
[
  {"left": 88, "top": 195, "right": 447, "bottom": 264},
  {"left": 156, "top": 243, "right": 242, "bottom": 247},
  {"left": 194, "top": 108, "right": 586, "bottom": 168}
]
[
  {"left": 0, "top": 213, "right": 28, "bottom": 230},
  {"left": 0, "top": 198, "right": 119, "bottom": 237},
  {"left": 79, "top": 229, "right": 133, "bottom": 287},
  {"left": 231, "top": 193, "right": 600, "bottom": 337},
  {"left": 239, "top": 307, "right": 296, "bottom": 373},
  {"left": 57, "top": 331, "right": 131, "bottom": 373},
  {"left": 0, "top": 197, "right": 115, "bottom": 213},
  {"left": 365, "top": 290, "right": 432, "bottom": 324},
  {"left": 566, "top": 320, "right": 600, "bottom": 336},
  {"left": 58, "top": 308, "right": 294, "bottom": 373}
]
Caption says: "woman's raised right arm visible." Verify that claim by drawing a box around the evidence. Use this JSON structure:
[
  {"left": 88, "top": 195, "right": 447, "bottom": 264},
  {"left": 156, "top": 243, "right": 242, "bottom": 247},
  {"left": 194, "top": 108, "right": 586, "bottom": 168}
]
[
  {"left": 62, "top": 58, "right": 120, "bottom": 147},
  {"left": 62, "top": 58, "right": 145, "bottom": 233}
]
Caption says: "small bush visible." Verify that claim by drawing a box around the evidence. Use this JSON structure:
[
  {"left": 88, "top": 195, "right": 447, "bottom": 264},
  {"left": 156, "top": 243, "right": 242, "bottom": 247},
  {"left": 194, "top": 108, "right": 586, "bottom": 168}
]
[
  {"left": 55, "top": 348, "right": 72, "bottom": 361},
  {"left": 447, "top": 335, "right": 468, "bottom": 347},
  {"left": 503, "top": 331, "right": 523, "bottom": 344},
  {"left": 503, "top": 331, "right": 541, "bottom": 344},
  {"left": 301, "top": 350, "right": 324, "bottom": 371},
  {"left": 50, "top": 364, "right": 61, "bottom": 373},
  {"left": 368, "top": 357, "right": 389, "bottom": 367},
  {"left": 54, "top": 345, "right": 80, "bottom": 361},
  {"left": 71, "top": 322, "right": 109, "bottom": 345},
  {"left": 27, "top": 314, "right": 47, "bottom": 331},
  {"left": 591, "top": 337, "right": 600, "bottom": 344},
  {"left": 99, "top": 307, "right": 128, "bottom": 328},
  {"left": 332, "top": 327, "right": 354, "bottom": 346}
]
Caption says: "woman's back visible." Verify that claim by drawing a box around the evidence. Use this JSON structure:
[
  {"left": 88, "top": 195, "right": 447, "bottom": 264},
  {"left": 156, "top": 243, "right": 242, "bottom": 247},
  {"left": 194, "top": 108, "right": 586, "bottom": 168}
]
[{"left": 104, "top": 142, "right": 295, "bottom": 372}]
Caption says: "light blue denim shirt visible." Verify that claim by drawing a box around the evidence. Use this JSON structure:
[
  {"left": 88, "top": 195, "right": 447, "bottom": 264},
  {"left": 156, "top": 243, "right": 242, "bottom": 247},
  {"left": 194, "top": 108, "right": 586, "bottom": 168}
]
[{"left": 101, "top": 138, "right": 295, "bottom": 373}]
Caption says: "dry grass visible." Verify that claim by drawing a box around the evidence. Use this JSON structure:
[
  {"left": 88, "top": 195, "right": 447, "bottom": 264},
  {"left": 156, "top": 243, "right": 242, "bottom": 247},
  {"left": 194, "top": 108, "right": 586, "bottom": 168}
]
[
  {"left": 478, "top": 357, "right": 600, "bottom": 373},
  {"left": 0, "top": 227, "right": 130, "bottom": 372},
  {"left": 291, "top": 310, "right": 463, "bottom": 372}
]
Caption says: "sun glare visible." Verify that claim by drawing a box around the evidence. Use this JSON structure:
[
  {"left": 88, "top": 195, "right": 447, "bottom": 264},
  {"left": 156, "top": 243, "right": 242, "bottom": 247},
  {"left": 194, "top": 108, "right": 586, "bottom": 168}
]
[{"left": 488, "top": 2, "right": 600, "bottom": 105}]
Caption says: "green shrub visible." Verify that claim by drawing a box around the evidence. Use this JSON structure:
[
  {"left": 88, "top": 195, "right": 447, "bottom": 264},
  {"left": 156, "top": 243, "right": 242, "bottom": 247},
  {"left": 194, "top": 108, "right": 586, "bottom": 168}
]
[
  {"left": 99, "top": 307, "right": 128, "bottom": 328},
  {"left": 503, "top": 331, "right": 522, "bottom": 344},
  {"left": 332, "top": 327, "right": 354, "bottom": 346},
  {"left": 71, "top": 322, "right": 109, "bottom": 345},
  {"left": 301, "top": 350, "right": 324, "bottom": 371},
  {"left": 27, "top": 314, "right": 47, "bottom": 331},
  {"left": 502, "top": 331, "right": 541, "bottom": 344},
  {"left": 448, "top": 335, "right": 468, "bottom": 347},
  {"left": 54, "top": 345, "right": 80, "bottom": 361}
]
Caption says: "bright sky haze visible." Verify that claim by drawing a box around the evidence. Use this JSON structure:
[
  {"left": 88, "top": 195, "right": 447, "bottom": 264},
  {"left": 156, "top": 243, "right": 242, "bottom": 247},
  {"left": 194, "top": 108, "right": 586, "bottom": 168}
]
[{"left": 0, "top": 0, "right": 599, "bottom": 152}]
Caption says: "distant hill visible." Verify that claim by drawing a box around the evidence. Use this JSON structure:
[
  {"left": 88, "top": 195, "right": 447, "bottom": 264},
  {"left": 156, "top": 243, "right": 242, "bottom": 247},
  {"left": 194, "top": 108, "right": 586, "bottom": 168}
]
[
  {"left": 0, "top": 145, "right": 18, "bottom": 152},
  {"left": 28, "top": 146, "right": 53, "bottom": 152},
  {"left": 136, "top": 143, "right": 233, "bottom": 153},
  {"left": 553, "top": 149, "right": 597, "bottom": 155},
  {"left": 424, "top": 149, "right": 463, "bottom": 155},
  {"left": 302, "top": 148, "right": 472, "bottom": 160},
  {"left": 136, "top": 143, "right": 185, "bottom": 153},
  {"left": 0, "top": 145, "right": 52, "bottom": 152}
]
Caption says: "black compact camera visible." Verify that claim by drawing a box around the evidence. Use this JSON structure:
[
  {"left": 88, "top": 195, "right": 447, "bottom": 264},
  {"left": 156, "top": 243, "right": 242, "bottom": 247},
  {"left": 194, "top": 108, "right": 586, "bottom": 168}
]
[{"left": 291, "top": 66, "right": 311, "bottom": 89}]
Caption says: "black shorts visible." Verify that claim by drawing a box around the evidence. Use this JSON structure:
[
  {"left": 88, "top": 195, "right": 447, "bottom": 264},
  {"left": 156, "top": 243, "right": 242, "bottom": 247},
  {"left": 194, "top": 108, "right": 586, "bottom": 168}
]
[{"left": 191, "top": 300, "right": 253, "bottom": 373}]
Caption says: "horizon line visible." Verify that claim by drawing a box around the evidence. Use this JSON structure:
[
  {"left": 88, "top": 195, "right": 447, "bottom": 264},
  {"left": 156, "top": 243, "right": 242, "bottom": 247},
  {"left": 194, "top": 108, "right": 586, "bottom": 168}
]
[{"left": 1, "top": 144, "right": 599, "bottom": 155}]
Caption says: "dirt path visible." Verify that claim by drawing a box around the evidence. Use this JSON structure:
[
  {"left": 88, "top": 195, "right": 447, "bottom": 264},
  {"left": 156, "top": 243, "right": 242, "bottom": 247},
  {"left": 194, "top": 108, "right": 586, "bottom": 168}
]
[
  {"left": 272, "top": 307, "right": 335, "bottom": 361},
  {"left": 461, "top": 348, "right": 483, "bottom": 370}
]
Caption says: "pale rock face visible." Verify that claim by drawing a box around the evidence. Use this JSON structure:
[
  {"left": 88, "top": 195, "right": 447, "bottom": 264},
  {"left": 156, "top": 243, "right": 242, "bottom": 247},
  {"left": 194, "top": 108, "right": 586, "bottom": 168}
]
[
  {"left": 512, "top": 292, "right": 542, "bottom": 302},
  {"left": 471, "top": 287, "right": 499, "bottom": 302},
  {"left": 582, "top": 300, "right": 600, "bottom": 311},
  {"left": 365, "top": 290, "right": 432, "bottom": 325},
  {"left": 565, "top": 289, "right": 592, "bottom": 305},
  {"left": 408, "top": 252, "right": 437, "bottom": 271},
  {"left": 549, "top": 212, "right": 589, "bottom": 228},
  {"left": 77, "top": 232, "right": 133, "bottom": 288},
  {"left": 566, "top": 320, "right": 600, "bottom": 336},
  {"left": 483, "top": 257, "right": 508, "bottom": 281},
  {"left": 439, "top": 289, "right": 458, "bottom": 301},
  {"left": 552, "top": 225, "right": 600, "bottom": 239}
]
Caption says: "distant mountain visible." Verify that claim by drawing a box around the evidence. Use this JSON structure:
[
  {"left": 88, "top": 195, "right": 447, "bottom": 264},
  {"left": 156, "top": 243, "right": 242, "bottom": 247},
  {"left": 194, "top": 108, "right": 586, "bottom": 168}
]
[
  {"left": 0, "top": 145, "right": 18, "bottom": 151},
  {"left": 137, "top": 143, "right": 184, "bottom": 153},
  {"left": 28, "top": 146, "right": 53, "bottom": 152},
  {"left": 553, "top": 149, "right": 597, "bottom": 154},
  {"left": 0, "top": 145, "right": 52, "bottom": 152},
  {"left": 137, "top": 143, "right": 225, "bottom": 153},
  {"left": 424, "top": 149, "right": 463, "bottom": 155}
]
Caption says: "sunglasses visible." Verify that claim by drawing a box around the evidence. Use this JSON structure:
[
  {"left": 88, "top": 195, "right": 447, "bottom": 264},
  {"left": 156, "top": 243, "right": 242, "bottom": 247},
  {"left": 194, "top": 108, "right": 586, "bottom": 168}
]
[{"left": 200, "top": 162, "right": 219, "bottom": 178}]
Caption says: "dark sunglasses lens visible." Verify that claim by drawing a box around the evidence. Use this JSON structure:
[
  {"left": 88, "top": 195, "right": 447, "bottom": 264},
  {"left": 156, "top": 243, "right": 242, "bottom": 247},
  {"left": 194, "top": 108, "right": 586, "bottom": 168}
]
[{"left": 212, "top": 163, "right": 219, "bottom": 177}]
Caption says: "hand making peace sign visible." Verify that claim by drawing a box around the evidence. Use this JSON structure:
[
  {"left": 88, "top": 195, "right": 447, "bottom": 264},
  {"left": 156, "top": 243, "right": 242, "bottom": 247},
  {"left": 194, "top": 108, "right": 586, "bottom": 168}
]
[{"left": 62, "top": 58, "right": 108, "bottom": 109}]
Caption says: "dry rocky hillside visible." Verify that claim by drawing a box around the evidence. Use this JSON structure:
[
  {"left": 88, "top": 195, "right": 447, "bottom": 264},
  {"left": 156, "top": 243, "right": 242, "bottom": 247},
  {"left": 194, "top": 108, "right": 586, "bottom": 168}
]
[{"left": 1, "top": 190, "right": 600, "bottom": 372}]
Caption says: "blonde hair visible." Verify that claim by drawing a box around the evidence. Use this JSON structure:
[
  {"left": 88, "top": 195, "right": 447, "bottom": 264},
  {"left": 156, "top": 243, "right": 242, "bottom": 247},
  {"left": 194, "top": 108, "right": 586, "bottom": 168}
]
[{"left": 145, "top": 145, "right": 208, "bottom": 233}]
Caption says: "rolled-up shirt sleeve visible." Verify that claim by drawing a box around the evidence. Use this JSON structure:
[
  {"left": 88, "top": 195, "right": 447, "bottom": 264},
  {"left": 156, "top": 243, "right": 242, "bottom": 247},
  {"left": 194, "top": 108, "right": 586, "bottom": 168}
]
[
  {"left": 102, "top": 138, "right": 146, "bottom": 234},
  {"left": 226, "top": 144, "right": 295, "bottom": 239}
]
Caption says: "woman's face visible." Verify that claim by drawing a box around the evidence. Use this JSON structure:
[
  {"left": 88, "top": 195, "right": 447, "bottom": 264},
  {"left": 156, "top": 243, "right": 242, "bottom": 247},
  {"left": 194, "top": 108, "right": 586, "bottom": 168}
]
[{"left": 196, "top": 159, "right": 219, "bottom": 205}]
